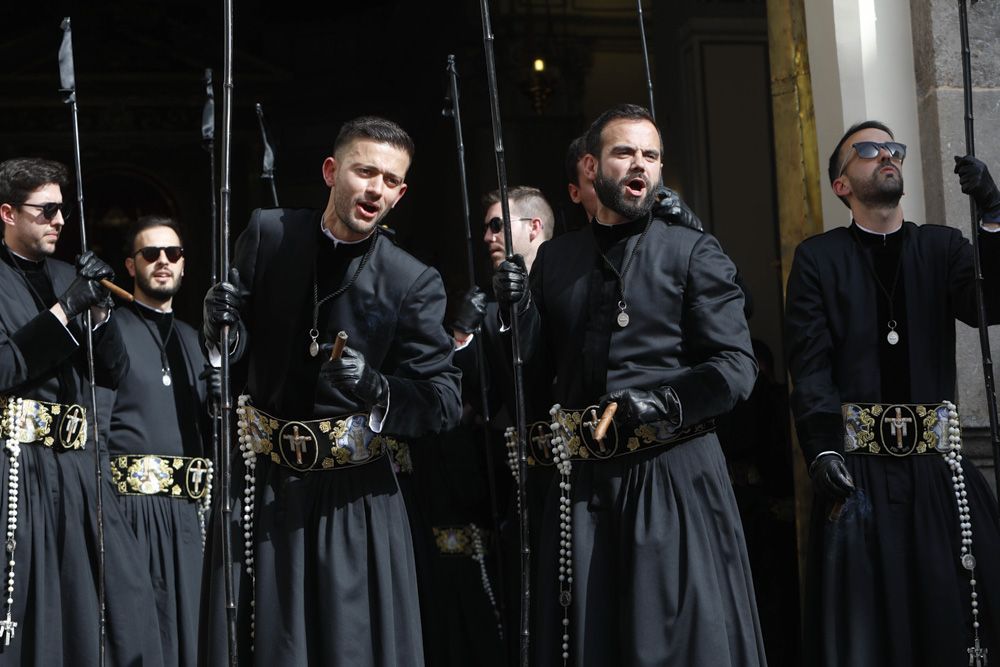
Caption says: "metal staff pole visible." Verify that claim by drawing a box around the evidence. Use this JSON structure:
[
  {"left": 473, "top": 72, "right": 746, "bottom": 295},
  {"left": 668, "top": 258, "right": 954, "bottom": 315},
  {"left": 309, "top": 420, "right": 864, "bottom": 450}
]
[
  {"left": 478, "top": 3, "right": 532, "bottom": 664},
  {"left": 254, "top": 103, "right": 279, "bottom": 207},
  {"left": 443, "top": 53, "right": 507, "bottom": 644},
  {"left": 58, "top": 17, "right": 107, "bottom": 666},
  {"left": 636, "top": 0, "right": 656, "bottom": 122},
  {"left": 957, "top": 0, "right": 1000, "bottom": 502},
  {"left": 218, "top": 1, "right": 239, "bottom": 664}
]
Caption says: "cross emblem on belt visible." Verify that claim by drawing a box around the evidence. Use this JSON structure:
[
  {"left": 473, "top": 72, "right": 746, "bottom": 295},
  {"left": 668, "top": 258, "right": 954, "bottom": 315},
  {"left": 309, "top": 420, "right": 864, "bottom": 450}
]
[
  {"left": 188, "top": 459, "right": 208, "bottom": 494},
  {"left": 531, "top": 429, "right": 552, "bottom": 460},
  {"left": 63, "top": 410, "right": 84, "bottom": 442},
  {"left": 0, "top": 612, "right": 16, "bottom": 646},
  {"left": 283, "top": 426, "right": 312, "bottom": 465},
  {"left": 889, "top": 407, "right": 913, "bottom": 450},
  {"left": 583, "top": 408, "right": 607, "bottom": 453}
]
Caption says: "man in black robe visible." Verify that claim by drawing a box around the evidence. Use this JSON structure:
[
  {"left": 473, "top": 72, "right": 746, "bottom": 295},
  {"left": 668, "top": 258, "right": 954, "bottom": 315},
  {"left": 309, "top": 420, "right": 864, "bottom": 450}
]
[
  {"left": 200, "top": 116, "right": 462, "bottom": 666},
  {"left": 786, "top": 120, "right": 1000, "bottom": 666},
  {"left": 0, "top": 157, "right": 164, "bottom": 665},
  {"left": 108, "top": 215, "right": 211, "bottom": 667},
  {"left": 495, "top": 104, "right": 766, "bottom": 666}
]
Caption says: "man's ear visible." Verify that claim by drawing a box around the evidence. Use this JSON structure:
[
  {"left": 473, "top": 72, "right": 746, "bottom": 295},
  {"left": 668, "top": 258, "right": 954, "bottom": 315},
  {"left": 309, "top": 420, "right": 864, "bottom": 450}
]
[
  {"left": 582, "top": 154, "right": 598, "bottom": 181},
  {"left": 125, "top": 256, "right": 137, "bottom": 279},
  {"left": 390, "top": 183, "right": 408, "bottom": 209},
  {"left": 832, "top": 175, "right": 852, "bottom": 200},
  {"left": 322, "top": 157, "right": 338, "bottom": 187},
  {"left": 0, "top": 203, "right": 15, "bottom": 226},
  {"left": 568, "top": 183, "right": 581, "bottom": 204},
  {"left": 528, "top": 217, "right": 543, "bottom": 242}
]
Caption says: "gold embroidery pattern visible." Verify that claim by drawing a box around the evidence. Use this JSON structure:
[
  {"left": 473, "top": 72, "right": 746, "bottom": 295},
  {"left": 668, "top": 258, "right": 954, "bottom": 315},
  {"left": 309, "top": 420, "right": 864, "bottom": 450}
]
[
  {"left": 432, "top": 525, "right": 491, "bottom": 556},
  {"left": 125, "top": 455, "right": 173, "bottom": 495},
  {"left": 842, "top": 403, "right": 950, "bottom": 457},
  {"left": 111, "top": 454, "right": 212, "bottom": 500},
  {"left": 0, "top": 397, "right": 88, "bottom": 451}
]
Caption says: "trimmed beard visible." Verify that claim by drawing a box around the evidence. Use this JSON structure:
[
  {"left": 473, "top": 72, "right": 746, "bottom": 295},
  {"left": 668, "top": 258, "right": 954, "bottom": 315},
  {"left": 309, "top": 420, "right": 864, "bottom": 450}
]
[
  {"left": 594, "top": 168, "right": 659, "bottom": 221},
  {"left": 137, "top": 272, "right": 182, "bottom": 301},
  {"left": 334, "top": 189, "right": 386, "bottom": 238},
  {"left": 853, "top": 162, "right": 904, "bottom": 209}
]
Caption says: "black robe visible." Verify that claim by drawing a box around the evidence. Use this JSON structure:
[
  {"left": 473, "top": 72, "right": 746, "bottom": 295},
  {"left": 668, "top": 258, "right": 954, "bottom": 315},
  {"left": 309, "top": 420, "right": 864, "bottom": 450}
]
[
  {"left": 0, "top": 248, "right": 164, "bottom": 666},
  {"left": 108, "top": 303, "right": 209, "bottom": 667},
  {"left": 200, "top": 208, "right": 462, "bottom": 667},
  {"left": 785, "top": 221, "right": 1000, "bottom": 666},
  {"left": 522, "top": 217, "right": 766, "bottom": 666}
]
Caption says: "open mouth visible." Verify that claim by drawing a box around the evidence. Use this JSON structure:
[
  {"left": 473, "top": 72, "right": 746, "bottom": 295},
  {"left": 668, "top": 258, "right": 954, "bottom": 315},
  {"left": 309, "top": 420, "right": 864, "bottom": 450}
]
[
  {"left": 356, "top": 201, "right": 379, "bottom": 220},
  {"left": 625, "top": 177, "right": 646, "bottom": 197}
]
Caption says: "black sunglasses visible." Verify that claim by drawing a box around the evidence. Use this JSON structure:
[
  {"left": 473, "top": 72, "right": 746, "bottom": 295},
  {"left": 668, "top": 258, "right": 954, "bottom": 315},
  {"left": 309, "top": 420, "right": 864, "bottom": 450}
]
[
  {"left": 852, "top": 141, "right": 906, "bottom": 161},
  {"left": 20, "top": 201, "right": 73, "bottom": 221},
  {"left": 134, "top": 246, "right": 184, "bottom": 263},
  {"left": 484, "top": 216, "right": 532, "bottom": 234}
]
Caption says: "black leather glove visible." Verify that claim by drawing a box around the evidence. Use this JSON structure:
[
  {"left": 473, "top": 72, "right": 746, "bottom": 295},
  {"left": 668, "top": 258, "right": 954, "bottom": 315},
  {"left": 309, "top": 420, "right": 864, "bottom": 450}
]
[
  {"left": 599, "top": 385, "right": 682, "bottom": 432},
  {"left": 653, "top": 186, "right": 703, "bottom": 231},
  {"left": 808, "top": 453, "right": 856, "bottom": 499},
  {"left": 955, "top": 155, "right": 1000, "bottom": 217},
  {"left": 492, "top": 254, "right": 529, "bottom": 313},
  {"left": 202, "top": 267, "right": 243, "bottom": 346},
  {"left": 451, "top": 287, "right": 487, "bottom": 335},
  {"left": 59, "top": 251, "right": 114, "bottom": 319},
  {"left": 320, "top": 345, "right": 388, "bottom": 408},
  {"left": 199, "top": 366, "right": 223, "bottom": 407}
]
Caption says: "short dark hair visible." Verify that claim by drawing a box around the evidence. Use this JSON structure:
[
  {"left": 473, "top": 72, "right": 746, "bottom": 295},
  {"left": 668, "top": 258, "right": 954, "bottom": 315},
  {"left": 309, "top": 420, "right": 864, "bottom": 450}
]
[
  {"left": 481, "top": 186, "right": 555, "bottom": 241},
  {"left": 0, "top": 158, "right": 69, "bottom": 207},
  {"left": 565, "top": 136, "right": 587, "bottom": 186},
  {"left": 125, "top": 215, "right": 184, "bottom": 255},
  {"left": 828, "top": 120, "right": 895, "bottom": 207},
  {"left": 584, "top": 104, "right": 657, "bottom": 158},
  {"left": 333, "top": 116, "right": 415, "bottom": 161}
]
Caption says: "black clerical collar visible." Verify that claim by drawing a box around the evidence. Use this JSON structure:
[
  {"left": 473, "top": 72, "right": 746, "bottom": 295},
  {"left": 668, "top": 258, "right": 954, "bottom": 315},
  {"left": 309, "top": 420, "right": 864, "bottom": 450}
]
[
  {"left": 851, "top": 220, "right": 905, "bottom": 248},
  {"left": 1, "top": 241, "right": 46, "bottom": 273},
  {"left": 317, "top": 222, "right": 375, "bottom": 258},
  {"left": 591, "top": 215, "right": 646, "bottom": 245},
  {"left": 134, "top": 299, "right": 174, "bottom": 320}
]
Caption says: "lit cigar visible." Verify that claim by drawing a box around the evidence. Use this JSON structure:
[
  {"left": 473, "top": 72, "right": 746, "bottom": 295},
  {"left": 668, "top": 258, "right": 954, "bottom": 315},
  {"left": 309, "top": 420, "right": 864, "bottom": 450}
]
[
  {"left": 330, "top": 331, "right": 348, "bottom": 360},
  {"left": 593, "top": 402, "right": 618, "bottom": 442},
  {"left": 101, "top": 279, "right": 134, "bottom": 302}
]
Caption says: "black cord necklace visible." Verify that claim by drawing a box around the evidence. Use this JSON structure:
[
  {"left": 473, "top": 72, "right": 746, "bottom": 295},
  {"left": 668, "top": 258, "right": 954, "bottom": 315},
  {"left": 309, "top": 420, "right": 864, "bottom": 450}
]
[
  {"left": 850, "top": 223, "right": 905, "bottom": 346},
  {"left": 132, "top": 302, "right": 177, "bottom": 386},
  {"left": 594, "top": 212, "right": 654, "bottom": 328},
  {"left": 308, "top": 229, "right": 379, "bottom": 357}
]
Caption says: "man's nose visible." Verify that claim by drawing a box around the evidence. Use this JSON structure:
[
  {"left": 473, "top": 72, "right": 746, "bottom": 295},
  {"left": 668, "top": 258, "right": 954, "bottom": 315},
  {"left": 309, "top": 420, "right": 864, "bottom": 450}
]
[{"left": 365, "top": 177, "right": 384, "bottom": 197}]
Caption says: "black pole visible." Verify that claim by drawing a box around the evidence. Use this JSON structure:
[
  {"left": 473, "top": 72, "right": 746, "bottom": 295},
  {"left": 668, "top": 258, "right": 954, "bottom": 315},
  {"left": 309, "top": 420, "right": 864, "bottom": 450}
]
[
  {"left": 443, "top": 53, "right": 507, "bottom": 645},
  {"left": 58, "top": 17, "right": 107, "bottom": 667},
  {"left": 219, "top": 1, "right": 239, "bottom": 664},
  {"left": 478, "top": 3, "right": 531, "bottom": 665},
  {"left": 636, "top": 0, "right": 656, "bottom": 122},
  {"left": 255, "top": 103, "right": 279, "bottom": 207},
  {"left": 957, "top": 0, "right": 1000, "bottom": 502}
]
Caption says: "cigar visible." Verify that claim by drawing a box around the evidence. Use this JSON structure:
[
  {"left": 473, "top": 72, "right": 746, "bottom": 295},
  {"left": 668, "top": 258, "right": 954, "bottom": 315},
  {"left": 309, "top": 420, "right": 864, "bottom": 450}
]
[
  {"left": 101, "top": 279, "right": 134, "bottom": 302},
  {"left": 330, "top": 331, "right": 348, "bottom": 360},
  {"left": 593, "top": 402, "right": 618, "bottom": 442}
]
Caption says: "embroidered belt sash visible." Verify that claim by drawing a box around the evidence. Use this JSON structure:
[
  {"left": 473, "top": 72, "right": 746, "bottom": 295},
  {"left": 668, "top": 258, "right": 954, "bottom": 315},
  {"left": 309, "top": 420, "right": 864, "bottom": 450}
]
[
  {"left": 432, "top": 524, "right": 492, "bottom": 556},
  {"left": 842, "top": 402, "right": 953, "bottom": 457},
  {"left": 523, "top": 405, "right": 715, "bottom": 465},
  {"left": 0, "top": 396, "right": 88, "bottom": 450},
  {"left": 111, "top": 454, "right": 212, "bottom": 500},
  {"left": 239, "top": 398, "right": 390, "bottom": 472}
]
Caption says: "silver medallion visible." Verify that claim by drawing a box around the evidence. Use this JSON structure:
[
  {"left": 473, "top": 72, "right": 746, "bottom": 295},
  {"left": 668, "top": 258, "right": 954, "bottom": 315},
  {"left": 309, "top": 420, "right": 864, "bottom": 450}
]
[
  {"left": 887, "top": 330, "right": 899, "bottom": 346},
  {"left": 962, "top": 553, "right": 977, "bottom": 571},
  {"left": 309, "top": 340, "right": 319, "bottom": 358},
  {"left": 162, "top": 372, "right": 172, "bottom": 387},
  {"left": 616, "top": 311, "right": 630, "bottom": 328}
]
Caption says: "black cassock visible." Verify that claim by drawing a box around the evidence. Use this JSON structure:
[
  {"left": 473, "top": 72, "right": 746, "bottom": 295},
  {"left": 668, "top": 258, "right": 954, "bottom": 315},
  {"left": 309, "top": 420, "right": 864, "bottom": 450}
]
[
  {"left": 108, "top": 304, "right": 209, "bottom": 667},
  {"left": 200, "top": 209, "right": 462, "bottom": 667},
  {"left": 786, "top": 221, "right": 1000, "bottom": 666},
  {"left": 0, "top": 249, "right": 164, "bottom": 665},
  {"left": 523, "top": 217, "right": 766, "bottom": 666}
]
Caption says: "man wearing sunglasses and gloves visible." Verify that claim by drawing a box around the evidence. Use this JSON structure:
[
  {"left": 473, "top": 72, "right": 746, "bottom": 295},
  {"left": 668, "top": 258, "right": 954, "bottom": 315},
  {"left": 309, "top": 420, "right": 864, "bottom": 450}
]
[
  {"left": 786, "top": 120, "right": 1000, "bottom": 666},
  {"left": 0, "top": 157, "right": 165, "bottom": 665},
  {"left": 106, "top": 215, "right": 215, "bottom": 667}
]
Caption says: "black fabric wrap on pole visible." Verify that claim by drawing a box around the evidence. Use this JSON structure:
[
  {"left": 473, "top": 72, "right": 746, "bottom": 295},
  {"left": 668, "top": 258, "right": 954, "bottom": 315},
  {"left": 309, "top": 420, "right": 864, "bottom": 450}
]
[
  {"left": 255, "top": 103, "right": 279, "bottom": 208},
  {"left": 636, "top": 0, "right": 656, "bottom": 122},
  {"left": 444, "top": 53, "right": 507, "bottom": 647},
  {"left": 957, "top": 0, "right": 1000, "bottom": 507},
  {"left": 58, "top": 17, "right": 107, "bottom": 667},
  {"left": 203, "top": 68, "right": 218, "bottom": 285},
  {"left": 478, "top": 3, "right": 532, "bottom": 665},
  {"left": 219, "top": 1, "right": 239, "bottom": 664}
]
